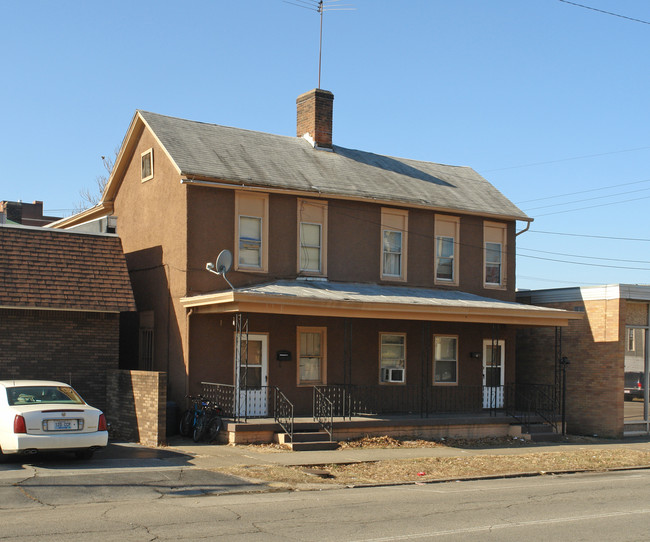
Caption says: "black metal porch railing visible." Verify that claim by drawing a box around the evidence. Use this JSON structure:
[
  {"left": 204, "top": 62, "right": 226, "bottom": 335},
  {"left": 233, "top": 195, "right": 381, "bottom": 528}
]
[
  {"left": 316, "top": 384, "right": 486, "bottom": 419},
  {"left": 504, "top": 383, "right": 559, "bottom": 432},
  {"left": 274, "top": 387, "right": 294, "bottom": 443},
  {"left": 313, "top": 386, "right": 334, "bottom": 441},
  {"left": 201, "top": 382, "right": 237, "bottom": 417},
  {"left": 200, "top": 382, "right": 295, "bottom": 439}
]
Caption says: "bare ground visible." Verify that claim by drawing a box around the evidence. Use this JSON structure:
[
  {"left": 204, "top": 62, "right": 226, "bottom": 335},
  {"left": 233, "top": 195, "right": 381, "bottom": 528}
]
[{"left": 216, "top": 436, "right": 650, "bottom": 489}]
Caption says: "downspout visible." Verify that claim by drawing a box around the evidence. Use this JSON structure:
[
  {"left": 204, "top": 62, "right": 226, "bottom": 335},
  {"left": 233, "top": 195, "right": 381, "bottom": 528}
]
[
  {"left": 515, "top": 220, "right": 532, "bottom": 237},
  {"left": 185, "top": 308, "right": 194, "bottom": 399}
]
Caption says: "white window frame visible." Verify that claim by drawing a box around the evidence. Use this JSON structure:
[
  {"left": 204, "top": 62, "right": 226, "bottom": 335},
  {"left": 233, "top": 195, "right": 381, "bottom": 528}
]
[
  {"left": 433, "top": 335, "right": 458, "bottom": 385},
  {"left": 382, "top": 229, "right": 402, "bottom": 277},
  {"left": 299, "top": 222, "right": 322, "bottom": 273},
  {"left": 297, "top": 327, "right": 327, "bottom": 386},
  {"left": 380, "top": 333, "right": 406, "bottom": 384},
  {"left": 238, "top": 215, "right": 263, "bottom": 269},
  {"left": 434, "top": 216, "right": 459, "bottom": 285},
  {"left": 484, "top": 222, "right": 507, "bottom": 289},
  {"left": 141, "top": 148, "right": 154, "bottom": 182},
  {"left": 381, "top": 208, "right": 408, "bottom": 282},
  {"left": 235, "top": 192, "right": 269, "bottom": 273}
]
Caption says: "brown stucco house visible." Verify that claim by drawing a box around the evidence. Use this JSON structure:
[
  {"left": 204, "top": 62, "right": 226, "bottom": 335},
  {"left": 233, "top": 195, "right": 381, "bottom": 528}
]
[
  {"left": 0, "top": 224, "right": 136, "bottom": 411},
  {"left": 517, "top": 284, "right": 650, "bottom": 438},
  {"left": 51, "top": 89, "right": 580, "bottom": 443}
]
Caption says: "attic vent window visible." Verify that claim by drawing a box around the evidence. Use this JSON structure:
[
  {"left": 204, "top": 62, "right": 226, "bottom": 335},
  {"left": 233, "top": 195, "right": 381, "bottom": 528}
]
[{"left": 141, "top": 149, "right": 154, "bottom": 182}]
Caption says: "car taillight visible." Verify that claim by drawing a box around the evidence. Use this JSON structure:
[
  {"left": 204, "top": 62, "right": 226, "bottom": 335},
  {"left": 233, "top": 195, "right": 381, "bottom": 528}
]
[
  {"left": 98, "top": 414, "right": 107, "bottom": 431},
  {"left": 14, "top": 415, "right": 26, "bottom": 434},
  {"left": 638, "top": 381, "right": 643, "bottom": 389}
]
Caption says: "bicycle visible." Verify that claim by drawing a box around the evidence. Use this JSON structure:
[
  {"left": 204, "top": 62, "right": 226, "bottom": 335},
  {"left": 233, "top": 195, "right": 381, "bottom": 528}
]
[{"left": 179, "top": 395, "right": 223, "bottom": 443}]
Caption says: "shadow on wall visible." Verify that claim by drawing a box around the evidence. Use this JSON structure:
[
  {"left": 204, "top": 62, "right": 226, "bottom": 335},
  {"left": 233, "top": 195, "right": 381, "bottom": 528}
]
[{"left": 106, "top": 369, "right": 167, "bottom": 446}]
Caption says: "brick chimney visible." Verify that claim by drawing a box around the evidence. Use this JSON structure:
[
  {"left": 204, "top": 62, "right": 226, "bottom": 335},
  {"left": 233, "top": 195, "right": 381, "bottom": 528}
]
[{"left": 296, "top": 89, "right": 334, "bottom": 149}]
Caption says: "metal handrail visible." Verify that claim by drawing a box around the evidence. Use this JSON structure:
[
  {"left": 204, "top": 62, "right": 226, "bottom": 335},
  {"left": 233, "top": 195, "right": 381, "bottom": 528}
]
[
  {"left": 313, "top": 386, "right": 334, "bottom": 441},
  {"left": 505, "top": 383, "right": 558, "bottom": 433},
  {"left": 274, "top": 387, "right": 294, "bottom": 443}
]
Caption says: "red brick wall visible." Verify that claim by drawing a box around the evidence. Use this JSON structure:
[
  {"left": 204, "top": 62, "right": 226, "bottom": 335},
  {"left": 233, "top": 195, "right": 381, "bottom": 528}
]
[
  {"left": 106, "top": 370, "right": 167, "bottom": 446},
  {"left": 0, "top": 308, "right": 119, "bottom": 411},
  {"left": 517, "top": 298, "right": 623, "bottom": 438}
]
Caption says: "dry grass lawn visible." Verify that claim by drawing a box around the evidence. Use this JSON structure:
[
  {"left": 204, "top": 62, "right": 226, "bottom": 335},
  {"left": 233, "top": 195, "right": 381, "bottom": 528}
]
[{"left": 217, "top": 436, "right": 650, "bottom": 488}]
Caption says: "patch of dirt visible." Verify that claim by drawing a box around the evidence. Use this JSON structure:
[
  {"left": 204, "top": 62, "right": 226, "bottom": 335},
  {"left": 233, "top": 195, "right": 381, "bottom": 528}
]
[{"left": 218, "top": 436, "right": 650, "bottom": 488}]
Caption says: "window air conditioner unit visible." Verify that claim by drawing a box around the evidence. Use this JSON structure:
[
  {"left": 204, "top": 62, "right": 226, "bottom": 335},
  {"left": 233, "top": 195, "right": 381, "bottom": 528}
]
[{"left": 382, "top": 368, "right": 404, "bottom": 383}]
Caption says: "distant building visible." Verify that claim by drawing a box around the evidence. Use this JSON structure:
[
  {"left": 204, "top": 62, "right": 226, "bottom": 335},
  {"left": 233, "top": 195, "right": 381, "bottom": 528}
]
[
  {"left": 0, "top": 200, "right": 61, "bottom": 227},
  {"left": 517, "top": 284, "right": 650, "bottom": 438}
]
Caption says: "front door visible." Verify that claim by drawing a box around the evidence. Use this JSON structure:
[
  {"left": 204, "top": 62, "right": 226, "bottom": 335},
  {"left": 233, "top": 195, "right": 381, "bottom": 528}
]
[
  {"left": 235, "top": 334, "right": 268, "bottom": 417},
  {"left": 483, "top": 339, "right": 505, "bottom": 408}
]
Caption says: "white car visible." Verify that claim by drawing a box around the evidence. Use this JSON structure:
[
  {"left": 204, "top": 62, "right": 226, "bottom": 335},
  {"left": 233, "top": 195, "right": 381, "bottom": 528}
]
[{"left": 0, "top": 380, "right": 108, "bottom": 459}]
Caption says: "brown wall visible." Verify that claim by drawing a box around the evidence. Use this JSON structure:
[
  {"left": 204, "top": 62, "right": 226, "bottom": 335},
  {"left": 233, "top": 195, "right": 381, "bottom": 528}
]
[
  {"left": 517, "top": 298, "right": 623, "bottom": 438},
  {"left": 106, "top": 370, "right": 167, "bottom": 446},
  {"left": 0, "top": 308, "right": 119, "bottom": 411},
  {"left": 185, "top": 188, "right": 518, "bottom": 297},
  {"left": 188, "top": 312, "right": 516, "bottom": 415},
  {"left": 113, "top": 126, "right": 189, "bottom": 407},
  {"left": 115, "top": 124, "right": 519, "bottom": 410}
]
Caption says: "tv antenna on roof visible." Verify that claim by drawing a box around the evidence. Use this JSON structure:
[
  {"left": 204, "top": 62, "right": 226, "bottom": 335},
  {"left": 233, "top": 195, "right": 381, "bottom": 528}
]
[{"left": 284, "top": 0, "right": 355, "bottom": 88}]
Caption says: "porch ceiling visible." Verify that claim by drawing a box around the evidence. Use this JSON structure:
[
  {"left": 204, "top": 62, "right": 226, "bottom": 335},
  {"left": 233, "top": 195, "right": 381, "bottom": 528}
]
[{"left": 181, "top": 280, "right": 582, "bottom": 326}]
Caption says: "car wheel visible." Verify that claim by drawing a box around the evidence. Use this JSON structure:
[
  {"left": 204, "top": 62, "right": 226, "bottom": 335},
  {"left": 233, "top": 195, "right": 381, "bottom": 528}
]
[{"left": 74, "top": 449, "right": 94, "bottom": 460}]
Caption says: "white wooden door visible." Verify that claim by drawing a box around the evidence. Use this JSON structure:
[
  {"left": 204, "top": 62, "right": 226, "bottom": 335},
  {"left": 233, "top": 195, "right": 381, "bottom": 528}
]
[
  {"left": 483, "top": 339, "right": 505, "bottom": 408},
  {"left": 235, "top": 334, "right": 268, "bottom": 417}
]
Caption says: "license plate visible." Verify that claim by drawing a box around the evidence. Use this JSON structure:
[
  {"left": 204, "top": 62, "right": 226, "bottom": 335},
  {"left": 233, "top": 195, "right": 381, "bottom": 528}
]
[{"left": 45, "top": 419, "right": 79, "bottom": 431}]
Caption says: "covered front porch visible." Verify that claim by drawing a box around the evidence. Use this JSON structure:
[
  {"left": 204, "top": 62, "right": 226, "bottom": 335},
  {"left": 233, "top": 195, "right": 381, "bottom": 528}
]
[
  {"left": 200, "top": 381, "right": 560, "bottom": 446},
  {"left": 181, "top": 280, "right": 581, "bottom": 447}
]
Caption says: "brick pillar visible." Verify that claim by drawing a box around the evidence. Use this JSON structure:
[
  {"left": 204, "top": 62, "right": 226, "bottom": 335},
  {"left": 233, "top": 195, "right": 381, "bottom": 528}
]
[{"left": 296, "top": 89, "right": 334, "bottom": 148}]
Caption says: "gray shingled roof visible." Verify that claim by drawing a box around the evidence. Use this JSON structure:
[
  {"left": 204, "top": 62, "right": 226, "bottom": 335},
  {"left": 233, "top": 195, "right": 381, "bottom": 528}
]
[
  {"left": 235, "top": 280, "right": 559, "bottom": 313},
  {"left": 0, "top": 225, "right": 136, "bottom": 312},
  {"left": 139, "top": 111, "right": 529, "bottom": 220}
]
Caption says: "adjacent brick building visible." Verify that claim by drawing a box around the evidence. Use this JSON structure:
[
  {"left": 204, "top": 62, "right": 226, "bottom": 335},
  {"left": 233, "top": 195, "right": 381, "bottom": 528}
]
[
  {"left": 517, "top": 284, "right": 650, "bottom": 438},
  {"left": 0, "top": 225, "right": 136, "bottom": 411},
  {"left": 0, "top": 200, "right": 61, "bottom": 227}
]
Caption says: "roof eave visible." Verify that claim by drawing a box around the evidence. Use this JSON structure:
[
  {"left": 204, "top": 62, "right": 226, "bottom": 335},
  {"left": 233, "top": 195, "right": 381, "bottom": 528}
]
[{"left": 181, "top": 291, "right": 580, "bottom": 326}]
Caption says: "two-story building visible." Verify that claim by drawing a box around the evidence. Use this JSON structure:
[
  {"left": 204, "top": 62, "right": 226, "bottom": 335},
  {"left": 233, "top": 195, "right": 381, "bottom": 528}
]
[{"left": 51, "top": 89, "right": 579, "bottom": 442}]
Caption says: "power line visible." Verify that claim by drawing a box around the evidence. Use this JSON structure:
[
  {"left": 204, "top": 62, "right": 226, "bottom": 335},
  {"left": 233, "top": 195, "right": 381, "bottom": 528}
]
[
  {"left": 534, "top": 193, "right": 650, "bottom": 216},
  {"left": 523, "top": 186, "right": 650, "bottom": 212},
  {"left": 516, "top": 177, "right": 650, "bottom": 205},
  {"left": 518, "top": 252, "right": 650, "bottom": 271},
  {"left": 482, "top": 146, "right": 650, "bottom": 173},
  {"left": 519, "top": 246, "right": 650, "bottom": 265},
  {"left": 558, "top": 0, "right": 650, "bottom": 26},
  {"left": 517, "top": 275, "right": 607, "bottom": 287},
  {"left": 528, "top": 230, "right": 650, "bottom": 242}
]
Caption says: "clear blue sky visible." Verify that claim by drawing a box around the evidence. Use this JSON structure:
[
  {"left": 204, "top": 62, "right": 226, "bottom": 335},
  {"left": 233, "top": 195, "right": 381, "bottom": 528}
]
[{"left": 2, "top": 0, "right": 649, "bottom": 290}]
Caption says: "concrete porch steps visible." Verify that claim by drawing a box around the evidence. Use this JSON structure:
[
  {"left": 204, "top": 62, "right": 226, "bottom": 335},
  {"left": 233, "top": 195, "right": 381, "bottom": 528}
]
[
  {"left": 523, "top": 422, "right": 561, "bottom": 442},
  {"left": 276, "top": 430, "right": 339, "bottom": 451}
]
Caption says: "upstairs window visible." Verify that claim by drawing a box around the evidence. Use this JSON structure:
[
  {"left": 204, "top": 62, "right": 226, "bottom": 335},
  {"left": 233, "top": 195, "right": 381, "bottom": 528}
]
[
  {"left": 381, "top": 208, "right": 408, "bottom": 281},
  {"left": 484, "top": 222, "right": 507, "bottom": 288},
  {"left": 435, "top": 216, "right": 459, "bottom": 285},
  {"left": 235, "top": 192, "right": 268, "bottom": 272},
  {"left": 239, "top": 216, "right": 262, "bottom": 267},
  {"left": 141, "top": 149, "right": 153, "bottom": 182},
  {"left": 298, "top": 199, "right": 327, "bottom": 275},
  {"left": 380, "top": 333, "right": 406, "bottom": 383}
]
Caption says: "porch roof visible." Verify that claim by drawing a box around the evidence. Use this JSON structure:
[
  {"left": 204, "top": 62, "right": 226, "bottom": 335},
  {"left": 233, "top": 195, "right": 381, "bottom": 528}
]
[{"left": 181, "top": 280, "right": 581, "bottom": 326}]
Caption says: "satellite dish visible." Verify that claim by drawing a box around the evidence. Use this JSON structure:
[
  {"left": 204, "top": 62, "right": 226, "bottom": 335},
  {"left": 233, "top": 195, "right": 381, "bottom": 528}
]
[
  {"left": 206, "top": 249, "right": 234, "bottom": 291},
  {"left": 215, "top": 249, "right": 233, "bottom": 275}
]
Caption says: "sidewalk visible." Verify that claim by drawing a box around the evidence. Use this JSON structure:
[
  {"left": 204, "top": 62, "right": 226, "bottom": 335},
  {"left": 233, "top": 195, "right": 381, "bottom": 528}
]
[{"left": 162, "top": 435, "right": 650, "bottom": 470}]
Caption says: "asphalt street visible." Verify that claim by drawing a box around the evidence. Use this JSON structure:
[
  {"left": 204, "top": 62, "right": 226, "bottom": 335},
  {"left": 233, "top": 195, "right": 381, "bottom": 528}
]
[{"left": 0, "top": 442, "right": 266, "bottom": 509}]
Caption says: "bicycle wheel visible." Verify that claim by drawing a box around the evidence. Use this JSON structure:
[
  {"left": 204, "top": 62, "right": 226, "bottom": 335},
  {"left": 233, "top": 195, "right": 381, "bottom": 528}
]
[
  {"left": 193, "top": 414, "right": 206, "bottom": 442},
  {"left": 179, "top": 410, "right": 193, "bottom": 437},
  {"left": 206, "top": 416, "right": 223, "bottom": 442}
]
